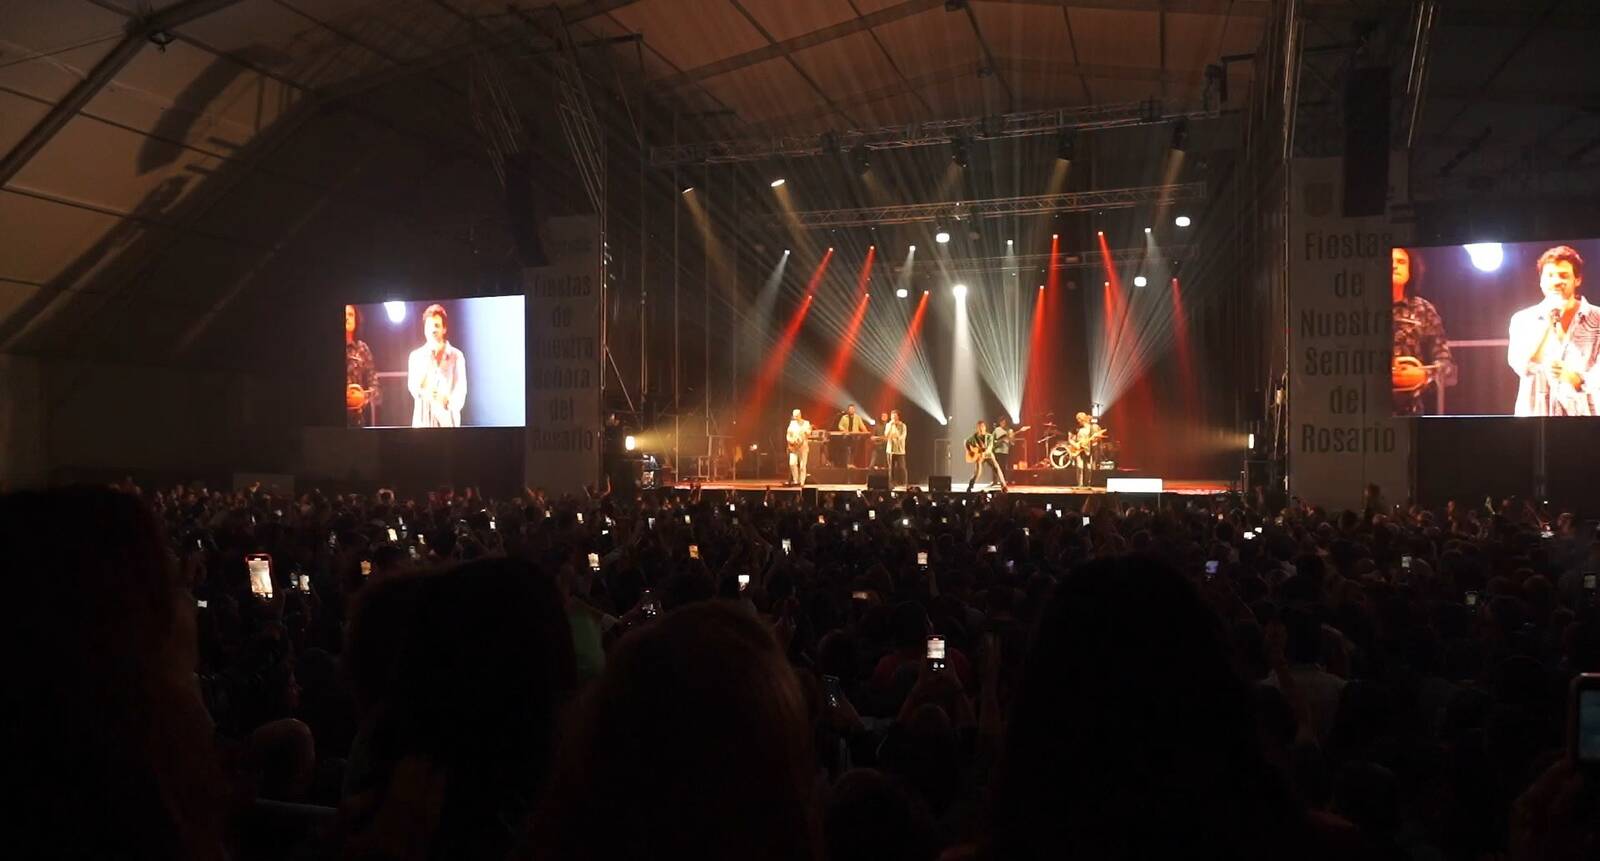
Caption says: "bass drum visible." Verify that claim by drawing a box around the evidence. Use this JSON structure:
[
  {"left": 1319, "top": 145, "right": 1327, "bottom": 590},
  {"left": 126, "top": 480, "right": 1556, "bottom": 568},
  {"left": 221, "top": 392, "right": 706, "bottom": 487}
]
[{"left": 1049, "top": 442, "right": 1073, "bottom": 469}]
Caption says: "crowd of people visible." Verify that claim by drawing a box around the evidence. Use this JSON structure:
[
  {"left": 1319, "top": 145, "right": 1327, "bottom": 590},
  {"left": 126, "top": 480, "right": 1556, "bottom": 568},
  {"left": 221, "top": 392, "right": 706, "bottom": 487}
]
[{"left": 8, "top": 477, "right": 1598, "bottom": 860}]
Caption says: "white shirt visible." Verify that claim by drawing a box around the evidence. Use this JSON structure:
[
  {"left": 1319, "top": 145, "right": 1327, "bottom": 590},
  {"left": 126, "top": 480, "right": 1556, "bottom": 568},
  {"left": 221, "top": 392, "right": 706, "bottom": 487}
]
[
  {"left": 408, "top": 341, "right": 467, "bottom": 427},
  {"left": 884, "top": 420, "right": 907, "bottom": 455},
  {"left": 1507, "top": 297, "right": 1600, "bottom": 416},
  {"left": 786, "top": 419, "right": 811, "bottom": 449}
]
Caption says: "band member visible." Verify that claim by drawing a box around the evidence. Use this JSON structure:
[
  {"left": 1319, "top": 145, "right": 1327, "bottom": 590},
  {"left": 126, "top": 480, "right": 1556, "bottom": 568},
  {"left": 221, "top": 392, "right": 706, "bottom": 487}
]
[
  {"left": 786, "top": 409, "right": 812, "bottom": 486},
  {"left": 837, "top": 404, "right": 868, "bottom": 467},
  {"left": 408, "top": 303, "right": 467, "bottom": 428},
  {"left": 992, "top": 417, "right": 1017, "bottom": 470},
  {"left": 1508, "top": 245, "right": 1600, "bottom": 416},
  {"left": 1071, "top": 412, "right": 1099, "bottom": 487},
  {"left": 1391, "top": 247, "right": 1458, "bottom": 415},
  {"left": 884, "top": 410, "right": 908, "bottom": 488},
  {"left": 964, "top": 420, "right": 1007, "bottom": 492},
  {"left": 869, "top": 411, "right": 890, "bottom": 470},
  {"left": 345, "top": 304, "right": 379, "bottom": 427}
]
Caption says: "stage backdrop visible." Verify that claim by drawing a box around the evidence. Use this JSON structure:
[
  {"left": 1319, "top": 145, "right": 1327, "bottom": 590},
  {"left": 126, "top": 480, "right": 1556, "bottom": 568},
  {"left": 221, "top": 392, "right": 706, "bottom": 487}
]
[
  {"left": 524, "top": 215, "right": 601, "bottom": 496},
  {"left": 1288, "top": 157, "right": 1411, "bottom": 508}
]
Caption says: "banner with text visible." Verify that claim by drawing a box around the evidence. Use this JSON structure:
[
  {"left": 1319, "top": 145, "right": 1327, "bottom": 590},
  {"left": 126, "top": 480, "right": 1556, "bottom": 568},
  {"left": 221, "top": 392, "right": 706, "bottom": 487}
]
[
  {"left": 1288, "top": 157, "right": 1410, "bottom": 508},
  {"left": 524, "top": 216, "right": 601, "bottom": 495}
]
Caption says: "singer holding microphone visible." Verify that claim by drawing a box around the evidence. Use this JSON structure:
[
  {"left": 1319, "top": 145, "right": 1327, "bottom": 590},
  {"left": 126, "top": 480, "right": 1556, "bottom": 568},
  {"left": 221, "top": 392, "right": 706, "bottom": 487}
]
[{"left": 1507, "top": 245, "right": 1600, "bottom": 416}]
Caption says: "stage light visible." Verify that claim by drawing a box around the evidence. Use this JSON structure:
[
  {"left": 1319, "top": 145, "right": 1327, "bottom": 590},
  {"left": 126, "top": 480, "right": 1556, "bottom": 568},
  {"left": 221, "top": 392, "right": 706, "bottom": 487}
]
[
  {"left": 828, "top": 246, "right": 834, "bottom": 251},
  {"left": 952, "top": 283, "right": 968, "bottom": 299},
  {"left": 1096, "top": 230, "right": 1104, "bottom": 236},
  {"left": 1144, "top": 226, "right": 1152, "bottom": 234},
  {"left": 624, "top": 435, "right": 637, "bottom": 452},
  {"left": 783, "top": 249, "right": 791, "bottom": 255},
  {"left": 935, "top": 231, "right": 951, "bottom": 244},
  {"left": 1175, "top": 215, "right": 1192, "bottom": 227},
  {"left": 1133, "top": 275, "right": 1148, "bottom": 287},
  {"left": 1052, "top": 233, "right": 1058, "bottom": 239},
  {"left": 909, "top": 244, "right": 917, "bottom": 252},
  {"left": 1006, "top": 238, "right": 1013, "bottom": 245},
  {"left": 770, "top": 177, "right": 785, "bottom": 188},
  {"left": 1464, "top": 242, "right": 1504, "bottom": 272},
  {"left": 384, "top": 301, "right": 407, "bottom": 324},
  {"left": 1247, "top": 433, "right": 1256, "bottom": 449},
  {"left": 896, "top": 287, "right": 909, "bottom": 299},
  {"left": 681, "top": 185, "right": 694, "bottom": 195}
]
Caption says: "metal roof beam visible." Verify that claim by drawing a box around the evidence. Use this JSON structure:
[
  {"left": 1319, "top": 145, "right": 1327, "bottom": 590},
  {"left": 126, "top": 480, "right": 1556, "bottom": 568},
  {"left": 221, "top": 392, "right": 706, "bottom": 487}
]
[
  {"left": 778, "top": 182, "right": 1207, "bottom": 228},
  {"left": 0, "top": 0, "right": 244, "bottom": 187}
]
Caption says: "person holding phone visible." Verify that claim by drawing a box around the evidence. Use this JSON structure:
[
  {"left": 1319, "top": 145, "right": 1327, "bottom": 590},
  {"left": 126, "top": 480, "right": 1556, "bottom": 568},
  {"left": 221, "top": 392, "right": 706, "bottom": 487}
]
[{"left": 408, "top": 303, "right": 467, "bottom": 427}]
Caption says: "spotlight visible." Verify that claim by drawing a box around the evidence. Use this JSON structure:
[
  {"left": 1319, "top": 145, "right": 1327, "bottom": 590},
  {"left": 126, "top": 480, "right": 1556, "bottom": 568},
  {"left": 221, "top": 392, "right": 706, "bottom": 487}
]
[
  {"left": 1133, "top": 275, "right": 1148, "bottom": 287},
  {"left": 1096, "top": 230, "right": 1104, "bottom": 236},
  {"left": 1247, "top": 432, "right": 1256, "bottom": 450},
  {"left": 770, "top": 177, "right": 786, "bottom": 188},
  {"left": 828, "top": 246, "right": 834, "bottom": 251},
  {"left": 895, "top": 287, "right": 909, "bottom": 299},
  {"left": 680, "top": 185, "right": 694, "bottom": 194},
  {"left": 909, "top": 244, "right": 917, "bottom": 252},
  {"left": 1055, "top": 129, "right": 1076, "bottom": 161},
  {"left": 1464, "top": 243, "right": 1504, "bottom": 272},
  {"left": 1052, "top": 233, "right": 1058, "bottom": 239},
  {"left": 1175, "top": 215, "right": 1192, "bottom": 227},
  {"left": 783, "top": 249, "right": 791, "bottom": 255},
  {"left": 1144, "top": 226, "right": 1152, "bottom": 234},
  {"left": 952, "top": 283, "right": 968, "bottom": 299},
  {"left": 384, "top": 301, "right": 407, "bottom": 323},
  {"left": 624, "top": 435, "right": 637, "bottom": 452},
  {"left": 1171, "top": 119, "right": 1189, "bottom": 151},
  {"left": 935, "top": 231, "right": 951, "bottom": 244},
  {"left": 1006, "top": 239, "right": 1014, "bottom": 245}
]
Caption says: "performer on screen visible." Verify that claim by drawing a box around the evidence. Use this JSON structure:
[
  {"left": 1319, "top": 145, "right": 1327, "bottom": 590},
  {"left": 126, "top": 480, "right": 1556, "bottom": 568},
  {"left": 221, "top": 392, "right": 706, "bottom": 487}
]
[
  {"left": 1390, "top": 247, "right": 1458, "bottom": 415},
  {"left": 1508, "top": 245, "right": 1600, "bottom": 416},
  {"left": 964, "top": 420, "right": 1007, "bottom": 492},
  {"left": 345, "top": 304, "right": 379, "bottom": 427},
  {"left": 408, "top": 303, "right": 467, "bottom": 428},
  {"left": 786, "top": 409, "right": 812, "bottom": 486},
  {"left": 884, "top": 409, "right": 908, "bottom": 488}
]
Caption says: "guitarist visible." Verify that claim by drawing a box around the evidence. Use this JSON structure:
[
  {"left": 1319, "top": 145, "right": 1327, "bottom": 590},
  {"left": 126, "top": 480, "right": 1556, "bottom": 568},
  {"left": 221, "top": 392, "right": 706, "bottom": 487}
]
[
  {"left": 1069, "top": 412, "right": 1104, "bottom": 487},
  {"left": 1391, "top": 247, "right": 1457, "bottom": 415},
  {"left": 964, "top": 420, "right": 1007, "bottom": 492},
  {"left": 785, "top": 409, "right": 812, "bottom": 487},
  {"left": 992, "top": 417, "right": 1029, "bottom": 471}
]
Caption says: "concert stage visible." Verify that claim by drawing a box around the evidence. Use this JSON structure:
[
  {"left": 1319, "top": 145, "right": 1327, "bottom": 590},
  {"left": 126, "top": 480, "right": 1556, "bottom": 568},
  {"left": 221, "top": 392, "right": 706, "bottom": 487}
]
[{"left": 670, "top": 478, "right": 1231, "bottom": 497}]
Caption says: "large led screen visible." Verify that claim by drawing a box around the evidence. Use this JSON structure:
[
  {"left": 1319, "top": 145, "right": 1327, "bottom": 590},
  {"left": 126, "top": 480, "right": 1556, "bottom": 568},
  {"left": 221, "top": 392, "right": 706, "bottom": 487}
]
[
  {"left": 1392, "top": 239, "right": 1599, "bottom": 417},
  {"left": 344, "top": 297, "right": 525, "bottom": 428}
]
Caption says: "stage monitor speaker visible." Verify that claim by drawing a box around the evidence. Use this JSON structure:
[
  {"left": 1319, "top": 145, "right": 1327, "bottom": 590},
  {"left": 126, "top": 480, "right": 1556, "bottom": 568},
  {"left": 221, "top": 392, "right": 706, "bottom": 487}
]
[
  {"left": 504, "top": 150, "right": 549, "bottom": 267},
  {"left": 866, "top": 474, "right": 890, "bottom": 491},
  {"left": 928, "top": 475, "right": 952, "bottom": 493},
  {"left": 1342, "top": 66, "right": 1390, "bottom": 218}
]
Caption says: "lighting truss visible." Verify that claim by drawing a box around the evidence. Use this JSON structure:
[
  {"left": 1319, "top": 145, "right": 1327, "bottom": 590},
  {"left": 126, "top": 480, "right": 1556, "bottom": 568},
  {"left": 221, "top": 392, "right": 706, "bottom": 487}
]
[
  {"left": 777, "top": 183, "right": 1207, "bottom": 229},
  {"left": 650, "top": 102, "right": 1218, "bottom": 167},
  {"left": 912, "top": 245, "right": 1195, "bottom": 277}
]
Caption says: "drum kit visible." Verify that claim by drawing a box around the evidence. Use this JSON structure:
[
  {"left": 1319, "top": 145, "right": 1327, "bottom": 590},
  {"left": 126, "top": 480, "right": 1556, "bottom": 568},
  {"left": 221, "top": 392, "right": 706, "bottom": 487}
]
[{"left": 1032, "top": 417, "right": 1110, "bottom": 469}]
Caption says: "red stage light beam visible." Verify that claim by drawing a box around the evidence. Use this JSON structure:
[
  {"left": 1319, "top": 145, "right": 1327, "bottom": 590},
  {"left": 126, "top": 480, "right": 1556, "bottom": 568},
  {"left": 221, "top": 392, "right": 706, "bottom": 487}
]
[
  {"left": 815, "top": 246, "right": 876, "bottom": 416},
  {"left": 740, "top": 249, "right": 832, "bottom": 429},
  {"left": 1022, "top": 234, "right": 1060, "bottom": 421},
  {"left": 876, "top": 288, "right": 930, "bottom": 414}
]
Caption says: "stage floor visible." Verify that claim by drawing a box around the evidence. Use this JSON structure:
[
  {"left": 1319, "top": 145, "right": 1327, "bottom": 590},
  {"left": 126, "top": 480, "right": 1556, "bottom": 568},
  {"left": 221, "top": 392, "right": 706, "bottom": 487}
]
[{"left": 670, "top": 478, "right": 1232, "bottom": 496}]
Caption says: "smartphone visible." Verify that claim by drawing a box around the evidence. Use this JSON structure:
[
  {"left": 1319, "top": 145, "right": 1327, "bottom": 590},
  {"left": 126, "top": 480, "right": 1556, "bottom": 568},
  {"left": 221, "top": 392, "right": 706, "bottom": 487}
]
[
  {"left": 782, "top": 538, "right": 792, "bottom": 554},
  {"left": 1402, "top": 555, "right": 1412, "bottom": 570},
  {"left": 917, "top": 551, "right": 929, "bottom": 567},
  {"left": 489, "top": 519, "right": 497, "bottom": 531},
  {"left": 823, "top": 674, "right": 843, "bottom": 708},
  {"left": 1022, "top": 526, "right": 1030, "bottom": 537},
  {"left": 738, "top": 573, "right": 750, "bottom": 591},
  {"left": 728, "top": 503, "right": 736, "bottom": 513},
  {"left": 1243, "top": 530, "right": 1256, "bottom": 540},
  {"left": 817, "top": 515, "right": 826, "bottom": 525},
  {"left": 684, "top": 515, "right": 692, "bottom": 525},
  {"left": 868, "top": 509, "right": 876, "bottom": 520},
  {"left": 588, "top": 552, "right": 601, "bottom": 570},
  {"left": 648, "top": 517, "right": 656, "bottom": 529},
  {"left": 1045, "top": 503, "right": 1053, "bottom": 511},
  {"left": 926, "top": 636, "right": 946, "bottom": 673},
  {"left": 901, "top": 518, "right": 910, "bottom": 527},
  {"left": 1465, "top": 590, "right": 1479, "bottom": 607},
  {"left": 1082, "top": 515, "right": 1091, "bottom": 526},
  {"left": 1205, "top": 560, "right": 1219, "bottom": 576},
  {"left": 417, "top": 533, "right": 426, "bottom": 546},
  {"left": 298, "top": 573, "right": 310, "bottom": 592},
  {"left": 852, "top": 591, "right": 870, "bottom": 601},
  {"left": 577, "top": 512, "right": 585, "bottom": 524},
  {"left": 852, "top": 522, "right": 860, "bottom": 533},
  {"left": 1006, "top": 559, "right": 1015, "bottom": 573},
  {"left": 985, "top": 544, "right": 997, "bottom": 554},
  {"left": 197, "top": 599, "right": 208, "bottom": 609},
  {"left": 408, "top": 545, "right": 420, "bottom": 561},
  {"left": 689, "top": 544, "right": 700, "bottom": 560},
  {"left": 1582, "top": 572, "right": 1597, "bottom": 591},
  {"left": 641, "top": 589, "right": 661, "bottom": 618},
  {"left": 327, "top": 531, "right": 337, "bottom": 549},
  {"left": 1570, "top": 673, "right": 1600, "bottom": 771},
  {"left": 387, "top": 527, "right": 398, "bottom": 542},
  {"left": 246, "top": 554, "right": 273, "bottom": 599},
  {"left": 360, "top": 559, "right": 372, "bottom": 577},
  {"left": 601, "top": 529, "right": 611, "bottom": 536},
  {"left": 1054, "top": 509, "right": 1061, "bottom": 519}
]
